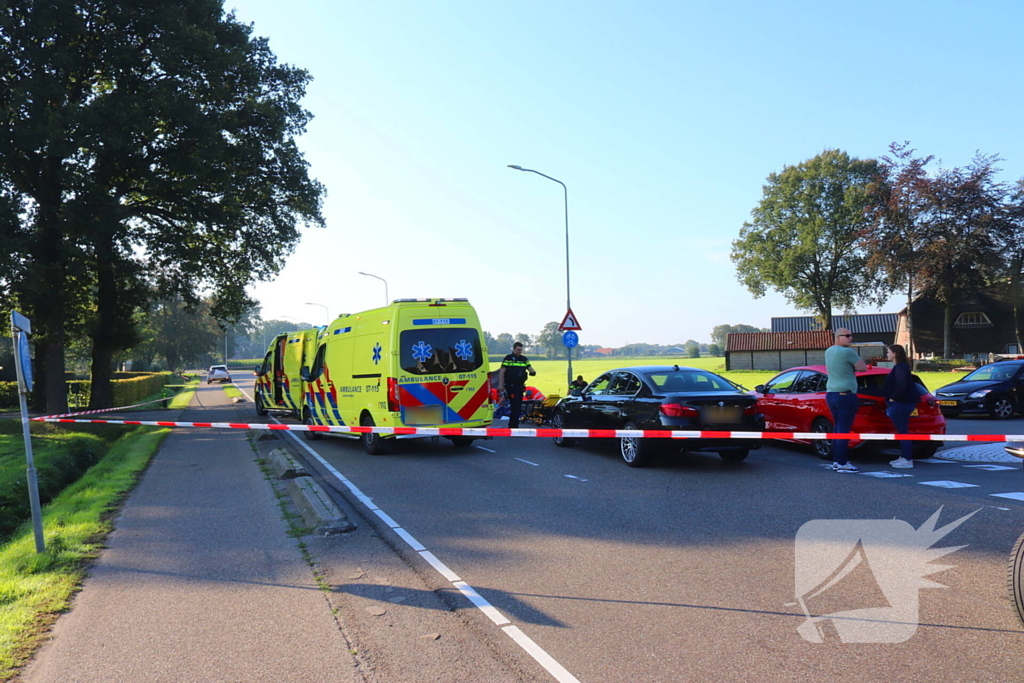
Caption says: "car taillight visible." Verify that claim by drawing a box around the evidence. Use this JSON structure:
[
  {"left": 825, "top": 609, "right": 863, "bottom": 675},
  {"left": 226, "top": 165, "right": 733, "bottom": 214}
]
[
  {"left": 660, "top": 403, "right": 699, "bottom": 418},
  {"left": 387, "top": 377, "right": 400, "bottom": 412}
]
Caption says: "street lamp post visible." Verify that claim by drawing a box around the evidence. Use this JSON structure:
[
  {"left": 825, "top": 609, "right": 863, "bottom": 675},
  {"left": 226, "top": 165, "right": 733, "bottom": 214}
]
[
  {"left": 305, "top": 302, "right": 330, "bottom": 326},
  {"left": 508, "top": 165, "right": 573, "bottom": 391},
  {"left": 358, "top": 272, "right": 389, "bottom": 305}
]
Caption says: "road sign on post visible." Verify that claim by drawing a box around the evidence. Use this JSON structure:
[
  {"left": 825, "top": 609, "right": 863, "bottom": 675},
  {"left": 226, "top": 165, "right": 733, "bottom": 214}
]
[
  {"left": 558, "top": 308, "right": 582, "bottom": 331},
  {"left": 562, "top": 331, "right": 579, "bottom": 348},
  {"left": 11, "top": 311, "right": 44, "bottom": 553}
]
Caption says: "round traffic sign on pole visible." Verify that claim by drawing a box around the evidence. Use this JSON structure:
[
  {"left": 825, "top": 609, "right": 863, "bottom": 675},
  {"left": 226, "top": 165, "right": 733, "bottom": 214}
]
[{"left": 562, "top": 331, "right": 579, "bottom": 348}]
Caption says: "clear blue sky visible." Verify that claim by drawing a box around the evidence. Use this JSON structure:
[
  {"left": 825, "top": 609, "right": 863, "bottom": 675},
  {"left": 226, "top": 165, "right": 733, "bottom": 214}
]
[{"left": 234, "top": 0, "right": 1024, "bottom": 348}]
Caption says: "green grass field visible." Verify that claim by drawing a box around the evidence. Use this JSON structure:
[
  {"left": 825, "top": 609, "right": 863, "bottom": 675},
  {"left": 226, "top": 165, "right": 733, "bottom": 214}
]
[
  {"left": 493, "top": 356, "right": 961, "bottom": 397},
  {"left": 0, "top": 427, "right": 169, "bottom": 681}
]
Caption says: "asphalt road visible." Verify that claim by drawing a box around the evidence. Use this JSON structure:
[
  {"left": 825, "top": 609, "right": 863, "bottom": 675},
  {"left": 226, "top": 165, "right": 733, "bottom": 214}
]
[{"left": 274, "top": 411, "right": 1024, "bottom": 683}]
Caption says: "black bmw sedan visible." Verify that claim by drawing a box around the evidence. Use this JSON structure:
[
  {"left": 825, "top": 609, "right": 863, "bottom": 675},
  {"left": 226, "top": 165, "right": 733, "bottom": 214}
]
[
  {"left": 550, "top": 365, "right": 762, "bottom": 467},
  {"left": 932, "top": 360, "right": 1024, "bottom": 419}
]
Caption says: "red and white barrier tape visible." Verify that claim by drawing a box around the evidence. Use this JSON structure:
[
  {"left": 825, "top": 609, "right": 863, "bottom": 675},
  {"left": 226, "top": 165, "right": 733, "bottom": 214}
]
[
  {"left": 27, "top": 417, "right": 1024, "bottom": 442},
  {"left": 41, "top": 395, "right": 174, "bottom": 419}
]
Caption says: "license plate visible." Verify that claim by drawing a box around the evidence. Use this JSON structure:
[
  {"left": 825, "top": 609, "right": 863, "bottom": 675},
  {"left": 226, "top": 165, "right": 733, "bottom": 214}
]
[
  {"left": 700, "top": 406, "right": 742, "bottom": 425},
  {"left": 937, "top": 400, "right": 958, "bottom": 407},
  {"left": 404, "top": 405, "right": 443, "bottom": 425}
]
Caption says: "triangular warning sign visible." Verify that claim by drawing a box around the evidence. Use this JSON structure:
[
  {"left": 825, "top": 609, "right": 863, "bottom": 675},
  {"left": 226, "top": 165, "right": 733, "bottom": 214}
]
[{"left": 558, "top": 308, "right": 582, "bottom": 331}]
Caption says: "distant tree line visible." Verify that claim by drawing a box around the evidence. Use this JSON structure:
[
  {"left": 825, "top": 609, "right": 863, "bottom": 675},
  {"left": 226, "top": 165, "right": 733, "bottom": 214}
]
[
  {"left": 484, "top": 325, "right": 727, "bottom": 360},
  {"left": 731, "top": 143, "right": 1024, "bottom": 358}
]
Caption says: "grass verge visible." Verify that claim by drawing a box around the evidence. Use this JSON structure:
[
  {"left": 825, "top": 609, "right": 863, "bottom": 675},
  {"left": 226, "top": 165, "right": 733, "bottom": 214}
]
[
  {"left": 0, "top": 426, "right": 170, "bottom": 682},
  {"left": 167, "top": 379, "right": 200, "bottom": 410},
  {"left": 222, "top": 384, "right": 244, "bottom": 400}
]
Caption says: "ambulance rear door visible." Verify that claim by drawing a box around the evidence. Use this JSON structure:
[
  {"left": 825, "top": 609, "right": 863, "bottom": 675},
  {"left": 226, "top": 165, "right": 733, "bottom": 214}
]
[{"left": 394, "top": 316, "right": 490, "bottom": 426}]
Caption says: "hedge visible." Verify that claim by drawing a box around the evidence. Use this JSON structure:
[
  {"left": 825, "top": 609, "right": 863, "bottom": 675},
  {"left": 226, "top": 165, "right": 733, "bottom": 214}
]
[{"left": 0, "top": 372, "right": 171, "bottom": 410}]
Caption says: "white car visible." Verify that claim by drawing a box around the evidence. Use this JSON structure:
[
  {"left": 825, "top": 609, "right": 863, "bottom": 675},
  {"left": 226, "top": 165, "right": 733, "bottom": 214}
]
[{"left": 207, "top": 365, "right": 231, "bottom": 384}]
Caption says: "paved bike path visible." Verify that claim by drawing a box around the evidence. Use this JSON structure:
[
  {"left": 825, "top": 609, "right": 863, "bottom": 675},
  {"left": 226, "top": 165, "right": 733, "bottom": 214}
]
[{"left": 22, "top": 385, "right": 361, "bottom": 683}]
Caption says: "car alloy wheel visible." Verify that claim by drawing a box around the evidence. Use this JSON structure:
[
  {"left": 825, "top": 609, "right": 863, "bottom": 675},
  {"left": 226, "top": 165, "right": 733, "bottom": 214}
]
[
  {"left": 619, "top": 421, "right": 652, "bottom": 467},
  {"left": 811, "top": 418, "right": 834, "bottom": 460},
  {"left": 990, "top": 396, "right": 1015, "bottom": 420},
  {"left": 552, "top": 412, "right": 575, "bottom": 447}
]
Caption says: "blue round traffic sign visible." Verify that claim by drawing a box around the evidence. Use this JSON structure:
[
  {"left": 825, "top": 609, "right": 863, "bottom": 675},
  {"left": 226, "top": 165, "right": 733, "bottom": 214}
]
[{"left": 562, "top": 331, "right": 579, "bottom": 348}]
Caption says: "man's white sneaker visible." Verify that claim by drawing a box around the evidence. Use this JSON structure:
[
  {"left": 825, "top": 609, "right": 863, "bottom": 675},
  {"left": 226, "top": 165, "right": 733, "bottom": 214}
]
[
  {"left": 890, "top": 457, "right": 913, "bottom": 468},
  {"left": 833, "top": 463, "right": 860, "bottom": 473}
]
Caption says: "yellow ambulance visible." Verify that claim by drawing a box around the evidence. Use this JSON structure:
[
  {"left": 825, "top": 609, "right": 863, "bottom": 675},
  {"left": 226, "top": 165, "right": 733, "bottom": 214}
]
[
  {"left": 254, "top": 327, "right": 321, "bottom": 418},
  {"left": 300, "top": 298, "right": 493, "bottom": 453}
]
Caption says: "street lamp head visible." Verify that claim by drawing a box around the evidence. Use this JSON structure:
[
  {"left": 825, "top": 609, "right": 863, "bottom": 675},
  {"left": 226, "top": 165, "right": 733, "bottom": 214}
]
[{"left": 507, "top": 165, "right": 524, "bottom": 171}]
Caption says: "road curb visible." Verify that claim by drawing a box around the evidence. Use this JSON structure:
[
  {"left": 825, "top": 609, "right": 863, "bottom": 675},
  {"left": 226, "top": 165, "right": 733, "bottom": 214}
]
[
  {"left": 268, "top": 447, "right": 309, "bottom": 479},
  {"left": 286, "top": 475, "right": 355, "bottom": 535}
]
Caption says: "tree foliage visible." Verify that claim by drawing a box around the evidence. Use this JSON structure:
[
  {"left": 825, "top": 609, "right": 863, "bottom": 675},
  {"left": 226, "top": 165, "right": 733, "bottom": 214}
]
[
  {"left": 710, "top": 324, "right": 766, "bottom": 347},
  {"left": 0, "top": 0, "right": 325, "bottom": 411},
  {"left": 864, "top": 143, "right": 1009, "bottom": 357},
  {"left": 732, "top": 150, "right": 880, "bottom": 330}
]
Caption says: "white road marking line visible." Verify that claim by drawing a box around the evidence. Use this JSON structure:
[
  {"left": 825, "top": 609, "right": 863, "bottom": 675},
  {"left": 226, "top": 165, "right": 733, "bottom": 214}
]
[
  {"left": 452, "top": 581, "right": 510, "bottom": 626},
  {"left": 964, "top": 464, "right": 1018, "bottom": 471},
  {"left": 860, "top": 471, "right": 913, "bottom": 478},
  {"left": 564, "top": 475, "right": 588, "bottom": 482},
  {"left": 475, "top": 445, "right": 497, "bottom": 452},
  {"left": 268, "top": 414, "right": 578, "bottom": 682},
  {"left": 502, "top": 625, "right": 582, "bottom": 683},
  {"left": 419, "top": 550, "right": 461, "bottom": 582},
  {"left": 991, "top": 493, "right": 1024, "bottom": 502},
  {"left": 373, "top": 508, "right": 401, "bottom": 529},
  {"left": 918, "top": 480, "right": 979, "bottom": 489},
  {"left": 515, "top": 458, "right": 540, "bottom": 466}
]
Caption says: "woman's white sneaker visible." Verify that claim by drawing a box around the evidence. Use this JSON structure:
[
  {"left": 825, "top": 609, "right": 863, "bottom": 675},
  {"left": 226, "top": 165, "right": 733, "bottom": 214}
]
[{"left": 890, "top": 457, "right": 913, "bottom": 468}]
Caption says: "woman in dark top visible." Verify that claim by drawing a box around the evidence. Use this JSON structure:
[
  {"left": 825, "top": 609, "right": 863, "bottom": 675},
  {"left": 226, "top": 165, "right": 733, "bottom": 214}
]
[{"left": 884, "top": 343, "right": 920, "bottom": 468}]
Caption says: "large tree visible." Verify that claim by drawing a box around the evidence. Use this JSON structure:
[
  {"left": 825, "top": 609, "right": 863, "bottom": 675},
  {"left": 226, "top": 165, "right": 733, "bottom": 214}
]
[
  {"left": 1003, "top": 178, "right": 1024, "bottom": 352},
  {"left": 534, "top": 321, "right": 563, "bottom": 360},
  {"left": 731, "top": 150, "right": 881, "bottom": 330},
  {"left": 0, "top": 0, "right": 325, "bottom": 412},
  {"left": 915, "top": 154, "right": 1006, "bottom": 357},
  {"left": 862, "top": 142, "right": 935, "bottom": 362}
]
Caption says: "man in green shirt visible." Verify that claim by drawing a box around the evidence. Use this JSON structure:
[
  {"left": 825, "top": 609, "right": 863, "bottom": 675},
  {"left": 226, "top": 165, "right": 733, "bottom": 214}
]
[{"left": 825, "top": 327, "right": 868, "bottom": 472}]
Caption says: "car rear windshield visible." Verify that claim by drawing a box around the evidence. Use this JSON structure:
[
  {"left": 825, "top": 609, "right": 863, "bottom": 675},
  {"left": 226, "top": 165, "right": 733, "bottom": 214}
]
[
  {"left": 646, "top": 370, "right": 737, "bottom": 393},
  {"left": 962, "top": 362, "right": 1023, "bottom": 382},
  {"left": 856, "top": 374, "right": 887, "bottom": 396},
  {"left": 400, "top": 329, "right": 483, "bottom": 375}
]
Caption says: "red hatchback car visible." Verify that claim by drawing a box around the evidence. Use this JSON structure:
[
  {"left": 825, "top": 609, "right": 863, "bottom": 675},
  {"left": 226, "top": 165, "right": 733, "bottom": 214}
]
[{"left": 752, "top": 365, "right": 946, "bottom": 459}]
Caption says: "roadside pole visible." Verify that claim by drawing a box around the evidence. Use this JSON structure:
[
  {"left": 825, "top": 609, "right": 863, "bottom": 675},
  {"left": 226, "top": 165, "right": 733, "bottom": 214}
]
[{"left": 11, "top": 311, "right": 44, "bottom": 553}]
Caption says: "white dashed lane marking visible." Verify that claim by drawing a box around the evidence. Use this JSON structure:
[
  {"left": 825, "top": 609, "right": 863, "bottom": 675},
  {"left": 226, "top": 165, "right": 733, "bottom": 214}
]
[{"left": 919, "top": 480, "right": 980, "bottom": 489}]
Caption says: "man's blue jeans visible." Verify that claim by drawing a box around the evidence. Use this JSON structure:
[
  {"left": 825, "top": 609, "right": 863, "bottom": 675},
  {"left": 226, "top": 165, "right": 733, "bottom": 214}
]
[
  {"left": 826, "top": 392, "right": 860, "bottom": 465},
  {"left": 886, "top": 401, "right": 916, "bottom": 461}
]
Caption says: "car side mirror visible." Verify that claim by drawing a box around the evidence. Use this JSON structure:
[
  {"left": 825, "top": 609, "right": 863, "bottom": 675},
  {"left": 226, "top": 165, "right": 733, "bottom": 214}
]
[
  {"left": 754, "top": 385, "right": 766, "bottom": 393},
  {"left": 300, "top": 366, "right": 310, "bottom": 382},
  {"left": 254, "top": 365, "right": 263, "bottom": 376}
]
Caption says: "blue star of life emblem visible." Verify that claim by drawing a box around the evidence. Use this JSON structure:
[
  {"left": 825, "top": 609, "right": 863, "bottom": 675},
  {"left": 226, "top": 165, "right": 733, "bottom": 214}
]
[
  {"left": 372, "top": 342, "right": 382, "bottom": 364},
  {"left": 454, "top": 339, "right": 474, "bottom": 361},
  {"left": 411, "top": 340, "right": 433, "bottom": 363}
]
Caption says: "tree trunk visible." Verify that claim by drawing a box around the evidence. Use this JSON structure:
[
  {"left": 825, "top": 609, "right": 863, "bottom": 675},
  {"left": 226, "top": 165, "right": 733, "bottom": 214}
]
[
  {"left": 943, "top": 303, "right": 953, "bottom": 359},
  {"left": 88, "top": 240, "right": 119, "bottom": 409},
  {"left": 906, "top": 275, "right": 915, "bottom": 370}
]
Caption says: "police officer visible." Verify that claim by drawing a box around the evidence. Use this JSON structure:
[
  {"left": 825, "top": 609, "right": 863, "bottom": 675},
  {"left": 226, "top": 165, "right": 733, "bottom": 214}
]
[{"left": 498, "top": 341, "right": 536, "bottom": 428}]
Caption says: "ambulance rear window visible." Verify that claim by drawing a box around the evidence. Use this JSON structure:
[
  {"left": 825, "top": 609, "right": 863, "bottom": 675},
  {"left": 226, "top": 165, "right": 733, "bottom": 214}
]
[{"left": 400, "top": 329, "right": 483, "bottom": 374}]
